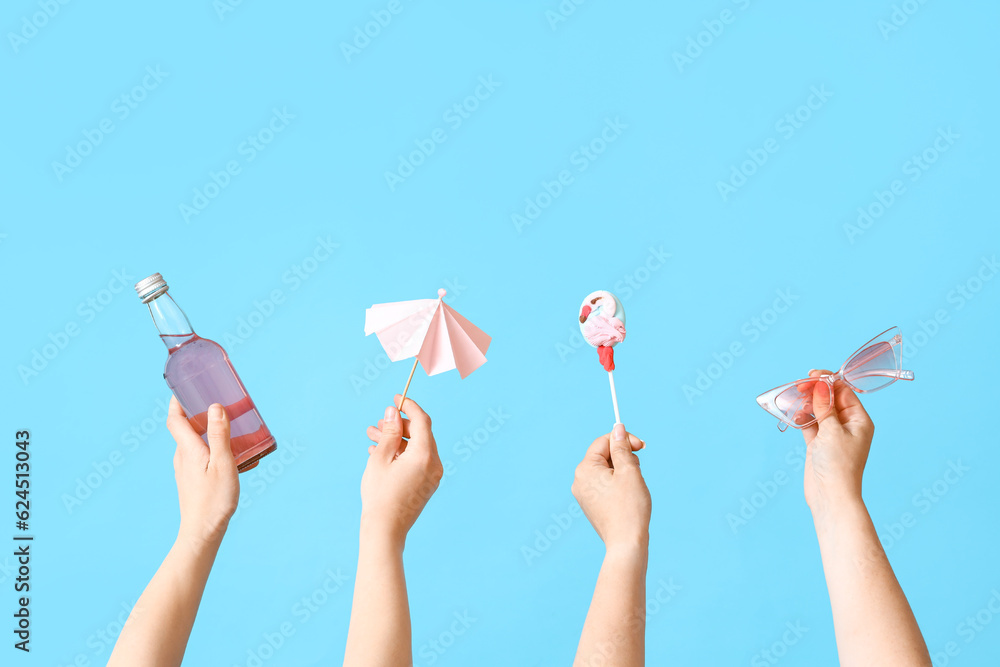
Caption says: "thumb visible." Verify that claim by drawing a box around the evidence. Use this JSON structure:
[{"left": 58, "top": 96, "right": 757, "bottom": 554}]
[
  {"left": 376, "top": 405, "right": 403, "bottom": 463},
  {"left": 206, "top": 403, "right": 235, "bottom": 468},
  {"left": 609, "top": 423, "right": 640, "bottom": 471},
  {"left": 833, "top": 380, "right": 874, "bottom": 436},
  {"left": 810, "top": 372, "right": 841, "bottom": 432}
]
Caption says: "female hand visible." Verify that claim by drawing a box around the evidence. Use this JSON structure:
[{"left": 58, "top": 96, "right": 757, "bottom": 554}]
[
  {"left": 166, "top": 397, "right": 240, "bottom": 548},
  {"left": 800, "top": 369, "right": 875, "bottom": 515},
  {"left": 572, "top": 423, "right": 650, "bottom": 551},
  {"left": 362, "top": 395, "right": 443, "bottom": 545}
]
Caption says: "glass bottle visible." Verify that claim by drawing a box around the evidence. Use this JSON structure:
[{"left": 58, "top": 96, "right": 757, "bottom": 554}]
[{"left": 135, "top": 273, "right": 276, "bottom": 472}]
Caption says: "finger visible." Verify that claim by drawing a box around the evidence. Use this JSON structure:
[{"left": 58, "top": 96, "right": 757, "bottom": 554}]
[
  {"left": 832, "top": 380, "right": 873, "bottom": 434},
  {"left": 801, "top": 410, "right": 819, "bottom": 443},
  {"left": 367, "top": 426, "right": 411, "bottom": 444},
  {"left": 811, "top": 373, "right": 843, "bottom": 434},
  {"left": 377, "top": 417, "right": 410, "bottom": 440},
  {"left": 375, "top": 405, "right": 404, "bottom": 463},
  {"left": 795, "top": 368, "right": 826, "bottom": 394},
  {"left": 832, "top": 379, "right": 868, "bottom": 421},
  {"left": 395, "top": 395, "right": 431, "bottom": 433},
  {"left": 584, "top": 434, "right": 612, "bottom": 468},
  {"left": 166, "top": 396, "right": 207, "bottom": 456},
  {"left": 609, "top": 424, "right": 641, "bottom": 472},
  {"left": 394, "top": 395, "right": 436, "bottom": 456},
  {"left": 206, "top": 403, "right": 235, "bottom": 469},
  {"left": 799, "top": 370, "right": 827, "bottom": 443},
  {"left": 368, "top": 445, "right": 376, "bottom": 456}
]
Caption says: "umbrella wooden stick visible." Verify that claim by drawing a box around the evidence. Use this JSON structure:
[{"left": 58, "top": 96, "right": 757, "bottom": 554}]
[
  {"left": 398, "top": 358, "right": 419, "bottom": 413},
  {"left": 608, "top": 370, "right": 621, "bottom": 424}
]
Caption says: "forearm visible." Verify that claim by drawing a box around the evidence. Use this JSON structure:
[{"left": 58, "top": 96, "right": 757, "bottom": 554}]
[
  {"left": 574, "top": 540, "right": 648, "bottom": 667},
  {"left": 813, "top": 496, "right": 930, "bottom": 667},
  {"left": 344, "top": 520, "right": 411, "bottom": 667},
  {"left": 108, "top": 533, "right": 222, "bottom": 667}
]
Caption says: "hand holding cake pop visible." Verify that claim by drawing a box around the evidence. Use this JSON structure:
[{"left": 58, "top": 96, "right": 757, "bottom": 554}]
[{"left": 579, "top": 290, "right": 626, "bottom": 372}]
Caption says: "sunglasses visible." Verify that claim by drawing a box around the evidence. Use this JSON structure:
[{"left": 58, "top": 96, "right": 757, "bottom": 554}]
[{"left": 756, "top": 326, "right": 915, "bottom": 431}]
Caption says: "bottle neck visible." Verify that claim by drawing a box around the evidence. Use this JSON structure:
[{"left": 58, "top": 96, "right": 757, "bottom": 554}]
[{"left": 147, "top": 293, "right": 196, "bottom": 350}]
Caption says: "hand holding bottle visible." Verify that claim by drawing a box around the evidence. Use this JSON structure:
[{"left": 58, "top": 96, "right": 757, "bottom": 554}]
[
  {"left": 362, "top": 396, "right": 443, "bottom": 546},
  {"left": 166, "top": 396, "right": 240, "bottom": 548},
  {"left": 108, "top": 397, "right": 241, "bottom": 667}
]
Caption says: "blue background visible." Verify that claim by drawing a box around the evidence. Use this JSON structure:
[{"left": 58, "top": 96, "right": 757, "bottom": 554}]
[{"left": 3, "top": 1, "right": 999, "bottom": 665}]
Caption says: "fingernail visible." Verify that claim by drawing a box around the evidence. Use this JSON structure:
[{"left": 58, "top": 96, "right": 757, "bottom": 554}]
[
  {"left": 385, "top": 406, "right": 397, "bottom": 422},
  {"left": 209, "top": 404, "right": 224, "bottom": 420},
  {"left": 639, "top": 439, "right": 646, "bottom": 449},
  {"left": 613, "top": 423, "right": 626, "bottom": 441}
]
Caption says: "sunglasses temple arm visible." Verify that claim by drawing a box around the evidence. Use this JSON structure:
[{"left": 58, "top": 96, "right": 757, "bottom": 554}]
[{"left": 849, "top": 369, "right": 915, "bottom": 381}]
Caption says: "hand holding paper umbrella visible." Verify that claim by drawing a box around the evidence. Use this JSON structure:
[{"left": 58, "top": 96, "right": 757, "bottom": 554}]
[{"left": 364, "top": 288, "right": 492, "bottom": 410}]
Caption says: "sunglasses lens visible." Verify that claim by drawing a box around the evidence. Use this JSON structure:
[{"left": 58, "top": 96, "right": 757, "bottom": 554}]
[
  {"left": 775, "top": 379, "right": 824, "bottom": 427},
  {"left": 843, "top": 342, "right": 897, "bottom": 391}
]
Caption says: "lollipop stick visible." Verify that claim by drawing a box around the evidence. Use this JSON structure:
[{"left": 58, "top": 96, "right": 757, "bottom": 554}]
[
  {"left": 398, "top": 358, "right": 419, "bottom": 413},
  {"left": 608, "top": 370, "right": 621, "bottom": 424}
]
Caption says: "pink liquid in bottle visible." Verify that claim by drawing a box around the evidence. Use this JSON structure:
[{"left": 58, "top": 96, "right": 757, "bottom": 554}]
[{"left": 136, "top": 274, "right": 276, "bottom": 472}]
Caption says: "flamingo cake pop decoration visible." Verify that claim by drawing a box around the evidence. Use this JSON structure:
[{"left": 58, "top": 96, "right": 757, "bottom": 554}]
[{"left": 579, "top": 290, "right": 626, "bottom": 424}]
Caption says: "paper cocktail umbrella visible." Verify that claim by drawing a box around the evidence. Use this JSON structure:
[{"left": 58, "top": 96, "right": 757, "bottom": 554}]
[{"left": 365, "top": 288, "right": 491, "bottom": 410}]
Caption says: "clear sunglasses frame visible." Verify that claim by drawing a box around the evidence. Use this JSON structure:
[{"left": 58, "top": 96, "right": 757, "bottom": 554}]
[{"left": 755, "top": 326, "right": 915, "bottom": 432}]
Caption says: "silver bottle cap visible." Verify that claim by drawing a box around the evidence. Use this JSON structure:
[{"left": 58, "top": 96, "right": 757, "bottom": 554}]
[{"left": 135, "top": 273, "right": 169, "bottom": 303}]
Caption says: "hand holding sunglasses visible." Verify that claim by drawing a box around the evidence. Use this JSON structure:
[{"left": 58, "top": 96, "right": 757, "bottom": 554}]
[
  {"left": 761, "top": 329, "right": 931, "bottom": 666},
  {"left": 756, "top": 327, "right": 914, "bottom": 431}
]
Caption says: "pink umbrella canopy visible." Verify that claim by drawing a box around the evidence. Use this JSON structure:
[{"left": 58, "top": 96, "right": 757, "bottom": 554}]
[{"left": 364, "top": 289, "right": 491, "bottom": 404}]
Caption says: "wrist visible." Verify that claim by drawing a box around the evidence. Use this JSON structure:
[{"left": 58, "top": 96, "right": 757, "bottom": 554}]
[
  {"left": 359, "top": 513, "right": 407, "bottom": 555},
  {"left": 175, "top": 523, "right": 226, "bottom": 558},
  {"left": 809, "top": 490, "right": 867, "bottom": 532},
  {"left": 604, "top": 532, "right": 650, "bottom": 562}
]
